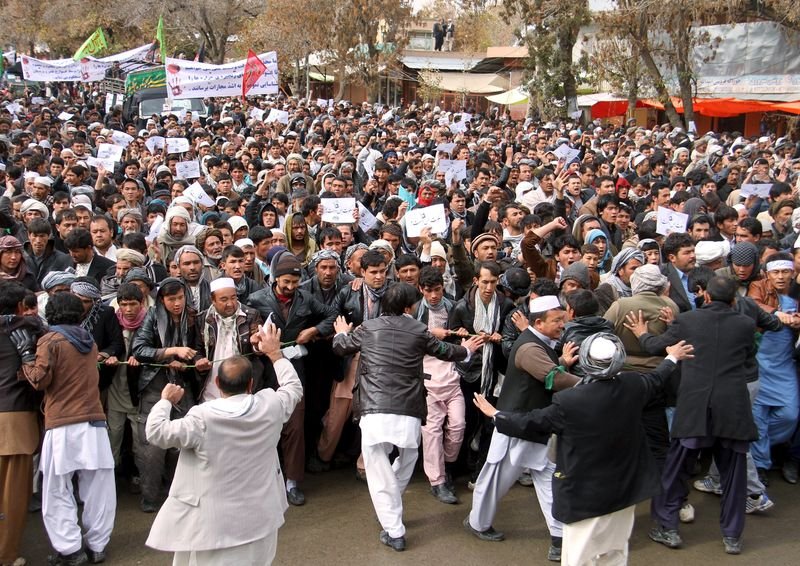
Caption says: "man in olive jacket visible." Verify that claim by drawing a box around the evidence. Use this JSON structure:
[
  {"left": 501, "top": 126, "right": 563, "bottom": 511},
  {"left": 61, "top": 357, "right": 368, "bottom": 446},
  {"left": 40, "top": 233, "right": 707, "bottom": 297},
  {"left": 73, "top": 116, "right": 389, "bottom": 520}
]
[{"left": 332, "top": 282, "right": 483, "bottom": 552}]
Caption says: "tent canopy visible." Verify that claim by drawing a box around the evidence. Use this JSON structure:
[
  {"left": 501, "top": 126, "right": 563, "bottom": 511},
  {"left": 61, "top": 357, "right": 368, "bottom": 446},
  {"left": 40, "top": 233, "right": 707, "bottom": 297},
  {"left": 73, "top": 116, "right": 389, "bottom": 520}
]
[
  {"left": 419, "top": 71, "right": 508, "bottom": 95},
  {"left": 486, "top": 86, "right": 528, "bottom": 105}
]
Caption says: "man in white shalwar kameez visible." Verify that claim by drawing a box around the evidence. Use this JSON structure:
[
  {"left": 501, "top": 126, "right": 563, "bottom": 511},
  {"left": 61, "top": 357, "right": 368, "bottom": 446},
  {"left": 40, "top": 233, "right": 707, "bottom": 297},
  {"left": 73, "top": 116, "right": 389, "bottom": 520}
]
[{"left": 332, "top": 282, "right": 483, "bottom": 552}]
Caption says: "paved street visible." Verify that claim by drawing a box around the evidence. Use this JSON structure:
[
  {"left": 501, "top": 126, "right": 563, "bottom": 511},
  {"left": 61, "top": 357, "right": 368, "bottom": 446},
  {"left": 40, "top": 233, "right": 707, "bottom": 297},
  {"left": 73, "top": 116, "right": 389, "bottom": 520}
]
[{"left": 20, "top": 465, "right": 800, "bottom": 565}]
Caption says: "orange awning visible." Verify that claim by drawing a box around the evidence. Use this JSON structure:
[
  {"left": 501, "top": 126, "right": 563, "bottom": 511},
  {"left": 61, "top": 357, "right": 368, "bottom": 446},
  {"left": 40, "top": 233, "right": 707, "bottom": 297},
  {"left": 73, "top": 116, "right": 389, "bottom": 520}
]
[{"left": 641, "top": 97, "right": 800, "bottom": 116}]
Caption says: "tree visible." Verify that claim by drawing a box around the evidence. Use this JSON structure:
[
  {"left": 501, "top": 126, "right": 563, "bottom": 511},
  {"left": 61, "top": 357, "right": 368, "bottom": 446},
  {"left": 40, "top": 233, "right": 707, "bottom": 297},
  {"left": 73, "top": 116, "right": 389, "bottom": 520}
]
[
  {"left": 588, "top": 36, "right": 645, "bottom": 119},
  {"left": 501, "top": 0, "right": 590, "bottom": 119}
]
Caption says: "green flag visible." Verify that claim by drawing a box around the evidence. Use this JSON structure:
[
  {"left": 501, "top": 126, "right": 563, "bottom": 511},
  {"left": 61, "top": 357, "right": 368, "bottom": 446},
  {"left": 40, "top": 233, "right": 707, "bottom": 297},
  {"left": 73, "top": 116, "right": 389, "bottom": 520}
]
[
  {"left": 156, "top": 16, "right": 166, "bottom": 63},
  {"left": 73, "top": 27, "right": 108, "bottom": 60}
]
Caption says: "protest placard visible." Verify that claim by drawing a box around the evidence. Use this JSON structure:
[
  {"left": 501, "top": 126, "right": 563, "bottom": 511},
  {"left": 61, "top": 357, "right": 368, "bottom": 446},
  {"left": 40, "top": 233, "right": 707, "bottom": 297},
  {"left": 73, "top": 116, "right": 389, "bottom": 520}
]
[
  {"left": 553, "top": 144, "right": 581, "bottom": 164},
  {"left": 175, "top": 160, "right": 201, "bottom": 179},
  {"left": 321, "top": 198, "right": 356, "bottom": 224},
  {"left": 110, "top": 130, "right": 134, "bottom": 147},
  {"left": 164, "top": 53, "right": 278, "bottom": 100},
  {"left": 96, "top": 143, "right": 123, "bottom": 162},
  {"left": 184, "top": 182, "right": 215, "bottom": 207},
  {"left": 404, "top": 204, "right": 448, "bottom": 237},
  {"left": 740, "top": 184, "right": 772, "bottom": 198},
  {"left": 165, "top": 137, "right": 190, "bottom": 154},
  {"left": 656, "top": 207, "right": 689, "bottom": 236},
  {"left": 145, "top": 136, "right": 166, "bottom": 154},
  {"left": 265, "top": 109, "right": 289, "bottom": 124}
]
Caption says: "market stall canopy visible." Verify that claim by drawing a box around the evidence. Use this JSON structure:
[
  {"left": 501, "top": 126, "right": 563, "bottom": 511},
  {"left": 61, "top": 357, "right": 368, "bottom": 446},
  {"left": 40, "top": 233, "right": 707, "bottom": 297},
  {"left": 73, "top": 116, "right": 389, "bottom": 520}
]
[
  {"left": 577, "top": 93, "right": 650, "bottom": 118},
  {"left": 420, "top": 71, "right": 509, "bottom": 94},
  {"left": 641, "top": 97, "right": 800, "bottom": 117},
  {"left": 486, "top": 86, "right": 528, "bottom": 105}
]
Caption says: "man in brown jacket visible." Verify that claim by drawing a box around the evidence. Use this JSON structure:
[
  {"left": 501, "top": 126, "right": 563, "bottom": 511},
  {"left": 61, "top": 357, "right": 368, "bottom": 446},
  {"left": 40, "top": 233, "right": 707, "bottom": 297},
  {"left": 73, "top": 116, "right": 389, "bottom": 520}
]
[{"left": 20, "top": 292, "right": 116, "bottom": 566}]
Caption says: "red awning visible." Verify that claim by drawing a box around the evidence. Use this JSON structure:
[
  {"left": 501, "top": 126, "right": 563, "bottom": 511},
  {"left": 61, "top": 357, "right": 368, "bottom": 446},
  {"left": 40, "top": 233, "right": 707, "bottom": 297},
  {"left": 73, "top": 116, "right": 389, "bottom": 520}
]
[{"left": 640, "top": 97, "right": 800, "bottom": 117}]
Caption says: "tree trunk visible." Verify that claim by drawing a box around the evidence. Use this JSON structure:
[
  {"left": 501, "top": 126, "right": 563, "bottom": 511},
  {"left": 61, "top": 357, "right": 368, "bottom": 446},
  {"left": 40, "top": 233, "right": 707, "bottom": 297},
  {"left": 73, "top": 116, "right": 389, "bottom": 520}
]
[
  {"left": 557, "top": 26, "right": 578, "bottom": 116},
  {"left": 674, "top": 22, "right": 695, "bottom": 131},
  {"left": 637, "top": 42, "right": 684, "bottom": 129}
]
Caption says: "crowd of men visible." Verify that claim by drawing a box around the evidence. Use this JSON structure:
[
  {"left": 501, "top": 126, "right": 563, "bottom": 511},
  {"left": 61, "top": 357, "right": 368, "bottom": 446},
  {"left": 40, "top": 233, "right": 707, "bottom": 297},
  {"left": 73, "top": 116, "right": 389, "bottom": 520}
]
[{"left": 1, "top": 83, "right": 800, "bottom": 566}]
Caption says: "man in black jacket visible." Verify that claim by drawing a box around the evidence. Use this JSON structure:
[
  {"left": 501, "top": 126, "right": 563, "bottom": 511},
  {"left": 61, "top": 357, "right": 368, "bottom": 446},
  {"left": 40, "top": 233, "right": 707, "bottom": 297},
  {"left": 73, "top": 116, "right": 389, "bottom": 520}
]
[
  {"left": 626, "top": 275, "right": 758, "bottom": 555},
  {"left": 332, "top": 283, "right": 483, "bottom": 552},
  {"left": 473, "top": 333, "right": 693, "bottom": 566},
  {"left": 246, "top": 250, "right": 336, "bottom": 507}
]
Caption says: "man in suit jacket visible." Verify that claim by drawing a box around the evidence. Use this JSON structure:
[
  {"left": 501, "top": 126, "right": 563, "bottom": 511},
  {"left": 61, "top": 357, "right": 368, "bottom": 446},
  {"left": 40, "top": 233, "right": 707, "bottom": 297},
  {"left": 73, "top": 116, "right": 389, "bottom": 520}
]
[
  {"left": 660, "top": 232, "right": 696, "bottom": 312},
  {"left": 63, "top": 227, "right": 115, "bottom": 286},
  {"left": 473, "top": 333, "right": 694, "bottom": 566},
  {"left": 626, "top": 275, "right": 758, "bottom": 555},
  {"left": 145, "top": 323, "right": 302, "bottom": 566}
]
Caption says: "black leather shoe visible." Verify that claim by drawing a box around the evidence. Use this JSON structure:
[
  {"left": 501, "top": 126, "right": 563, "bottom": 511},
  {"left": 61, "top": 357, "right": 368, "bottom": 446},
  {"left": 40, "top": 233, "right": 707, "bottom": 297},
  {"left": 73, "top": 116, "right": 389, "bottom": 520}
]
[
  {"left": 723, "top": 536, "right": 742, "bottom": 555},
  {"left": 379, "top": 530, "right": 406, "bottom": 551},
  {"left": 307, "top": 454, "right": 331, "bottom": 473},
  {"left": 139, "top": 499, "right": 158, "bottom": 513},
  {"left": 782, "top": 459, "right": 799, "bottom": 484},
  {"left": 85, "top": 547, "right": 105, "bottom": 564},
  {"left": 47, "top": 550, "right": 88, "bottom": 566},
  {"left": 463, "top": 516, "right": 505, "bottom": 541},
  {"left": 431, "top": 484, "right": 458, "bottom": 504},
  {"left": 757, "top": 468, "right": 769, "bottom": 487},
  {"left": 287, "top": 487, "right": 305, "bottom": 506}
]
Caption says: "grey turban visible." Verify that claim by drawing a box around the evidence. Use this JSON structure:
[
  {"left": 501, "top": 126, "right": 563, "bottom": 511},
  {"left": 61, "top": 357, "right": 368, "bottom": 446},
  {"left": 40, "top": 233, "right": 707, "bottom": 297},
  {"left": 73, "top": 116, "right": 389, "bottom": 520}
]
[
  {"left": 631, "top": 264, "right": 669, "bottom": 296},
  {"left": 578, "top": 333, "right": 626, "bottom": 382},
  {"left": 311, "top": 249, "right": 341, "bottom": 270},
  {"left": 42, "top": 269, "right": 77, "bottom": 291}
]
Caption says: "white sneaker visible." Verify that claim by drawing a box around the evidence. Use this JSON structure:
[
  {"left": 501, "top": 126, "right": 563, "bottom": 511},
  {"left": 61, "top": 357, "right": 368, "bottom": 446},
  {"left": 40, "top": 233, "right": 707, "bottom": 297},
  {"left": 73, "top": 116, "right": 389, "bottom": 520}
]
[{"left": 679, "top": 502, "right": 695, "bottom": 523}]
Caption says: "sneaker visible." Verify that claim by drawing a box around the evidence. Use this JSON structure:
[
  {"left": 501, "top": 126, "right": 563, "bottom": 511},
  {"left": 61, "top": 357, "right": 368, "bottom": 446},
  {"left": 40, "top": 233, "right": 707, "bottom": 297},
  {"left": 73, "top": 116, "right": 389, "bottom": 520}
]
[
  {"left": 517, "top": 471, "right": 534, "bottom": 487},
  {"left": 379, "top": 530, "right": 406, "bottom": 552},
  {"left": 462, "top": 516, "right": 505, "bottom": 542},
  {"left": 649, "top": 525, "right": 682, "bottom": 549},
  {"left": 431, "top": 484, "right": 459, "bottom": 504},
  {"left": 679, "top": 502, "right": 695, "bottom": 523},
  {"left": 745, "top": 493, "right": 774, "bottom": 514},
  {"left": 47, "top": 550, "right": 88, "bottom": 566},
  {"left": 723, "top": 536, "right": 742, "bottom": 555},
  {"left": 287, "top": 487, "right": 305, "bottom": 506},
  {"left": 693, "top": 476, "right": 723, "bottom": 495},
  {"left": 782, "top": 459, "right": 799, "bottom": 484},
  {"left": 548, "top": 536, "right": 562, "bottom": 562}
]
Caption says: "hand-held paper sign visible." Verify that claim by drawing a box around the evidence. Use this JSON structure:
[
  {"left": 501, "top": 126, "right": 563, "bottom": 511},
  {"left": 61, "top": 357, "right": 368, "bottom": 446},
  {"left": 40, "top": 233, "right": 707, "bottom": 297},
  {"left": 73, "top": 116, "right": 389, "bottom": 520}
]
[{"left": 242, "top": 49, "right": 267, "bottom": 103}]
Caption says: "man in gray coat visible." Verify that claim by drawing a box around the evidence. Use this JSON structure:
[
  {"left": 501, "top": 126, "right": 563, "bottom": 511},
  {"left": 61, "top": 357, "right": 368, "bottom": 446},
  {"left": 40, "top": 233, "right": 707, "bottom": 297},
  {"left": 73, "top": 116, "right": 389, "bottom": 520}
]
[
  {"left": 145, "top": 323, "right": 302, "bottom": 566},
  {"left": 333, "top": 283, "right": 483, "bottom": 552}
]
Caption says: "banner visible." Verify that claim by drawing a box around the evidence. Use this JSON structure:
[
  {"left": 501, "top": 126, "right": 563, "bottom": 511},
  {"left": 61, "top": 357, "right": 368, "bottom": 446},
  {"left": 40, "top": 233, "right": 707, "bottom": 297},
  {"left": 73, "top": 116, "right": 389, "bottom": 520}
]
[
  {"left": 242, "top": 49, "right": 267, "bottom": 101},
  {"left": 164, "top": 52, "right": 278, "bottom": 100},
  {"left": 125, "top": 67, "right": 167, "bottom": 95},
  {"left": 22, "top": 44, "right": 151, "bottom": 82},
  {"left": 73, "top": 28, "right": 108, "bottom": 60}
]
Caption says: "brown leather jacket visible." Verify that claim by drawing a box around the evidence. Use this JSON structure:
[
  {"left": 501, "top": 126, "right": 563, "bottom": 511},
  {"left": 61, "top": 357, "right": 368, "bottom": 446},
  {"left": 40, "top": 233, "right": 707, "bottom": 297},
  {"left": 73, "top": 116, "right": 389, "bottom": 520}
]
[{"left": 747, "top": 278, "right": 779, "bottom": 313}]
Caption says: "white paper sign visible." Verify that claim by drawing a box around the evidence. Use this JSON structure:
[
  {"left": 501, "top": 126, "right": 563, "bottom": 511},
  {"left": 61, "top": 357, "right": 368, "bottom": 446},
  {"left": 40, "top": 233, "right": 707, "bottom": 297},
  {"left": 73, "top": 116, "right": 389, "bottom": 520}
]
[
  {"left": 553, "top": 144, "right": 581, "bottom": 164},
  {"left": 266, "top": 109, "right": 289, "bottom": 124},
  {"left": 449, "top": 120, "right": 467, "bottom": 134},
  {"left": 165, "top": 137, "right": 191, "bottom": 154},
  {"left": 436, "top": 143, "right": 456, "bottom": 154},
  {"left": 656, "top": 207, "right": 689, "bottom": 236},
  {"left": 437, "top": 159, "right": 467, "bottom": 182},
  {"left": 96, "top": 143, "right": 123, "bottom": 162},
  {"left": 164, "top": 53, "right": 279, "bottom": 100},
  {"left": 31, "top": 97, "right": 47, "bottom": 105},
  {"left": 381, "top": 109, "right": 394, "bottom": 122},
  {"left": 321, "top": 197, "right": 356, "bottom": 224},
  {"left": 147, "top": 214, "right": 164, "bottom": 243},
  {"left": 316, "top": 98, "right": 328, "bottom": 108},
  {"left": 110, "top": 131, "right": 134, "bottom": 147},
  {"left": 145, "top": 136, "right": 165, "bottom": 154},
  {"left": 740, "top": 184, "right": 772, "bottom": 198},
  {"left": 6, "top": 102, "right": 22, "bottom": 115},
  {"left": 404, "top": 203, "right": 448, "bottom": 237},
  {"left": 85, "top": 156, "right": 116, "bottom": 172},
  {"left": 184, "top": 182, "right": 215, "bottom": 207},
  {"left": 249, "top": 108, "right": 265, "bottom": 121},
  {"left": 438, "top": 116, "right": 450, "bottom": 126},
  {"left": 57, "top": 112, "right": 73, "bottom": 121},
  {"left": 175, "top": 160, "right": 201, "bottom": 179},
  {"left": 356, "top": 202, "right": 377, "bottom": 232}
]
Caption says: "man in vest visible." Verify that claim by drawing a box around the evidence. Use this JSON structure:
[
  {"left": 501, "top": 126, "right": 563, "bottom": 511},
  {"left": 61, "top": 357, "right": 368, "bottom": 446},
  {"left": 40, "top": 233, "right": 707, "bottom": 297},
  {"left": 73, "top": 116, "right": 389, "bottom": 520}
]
[{"left": 464, "top": 294, "right": 580, "bottom": 562}]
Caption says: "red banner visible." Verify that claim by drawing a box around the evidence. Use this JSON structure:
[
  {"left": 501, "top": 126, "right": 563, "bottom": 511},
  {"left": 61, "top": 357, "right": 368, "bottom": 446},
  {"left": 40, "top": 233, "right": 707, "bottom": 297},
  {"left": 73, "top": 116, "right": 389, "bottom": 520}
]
[{"left": 242, "top": 49, "right": 267, "bottom": 102}]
